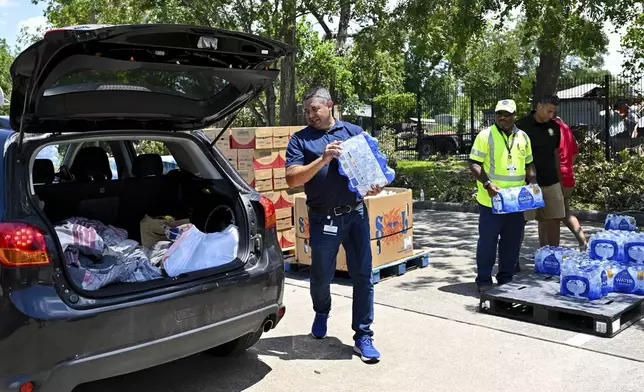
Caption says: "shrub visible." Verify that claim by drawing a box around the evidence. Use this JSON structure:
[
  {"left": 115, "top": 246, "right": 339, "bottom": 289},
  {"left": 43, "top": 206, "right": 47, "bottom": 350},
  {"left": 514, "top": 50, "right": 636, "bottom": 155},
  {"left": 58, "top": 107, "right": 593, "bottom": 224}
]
[{"left": 391, "top": 159, "right": 477, "bottom": 203}]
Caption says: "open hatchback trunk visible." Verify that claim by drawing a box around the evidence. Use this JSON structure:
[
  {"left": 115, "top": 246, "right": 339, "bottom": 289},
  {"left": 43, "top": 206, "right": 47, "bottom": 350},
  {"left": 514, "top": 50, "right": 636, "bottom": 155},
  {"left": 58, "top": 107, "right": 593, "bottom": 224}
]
[
  {"left": 8, "top": 24, "right": 290, "bottom": 298},
  {"left": 10, "top": 24, "right": 290, "bottom": 134}
]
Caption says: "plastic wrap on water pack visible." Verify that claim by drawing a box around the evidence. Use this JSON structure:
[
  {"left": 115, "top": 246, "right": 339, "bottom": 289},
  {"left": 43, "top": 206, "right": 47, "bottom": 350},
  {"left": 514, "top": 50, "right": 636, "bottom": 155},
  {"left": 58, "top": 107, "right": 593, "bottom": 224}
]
[
  {"left": 337, "top": 132, "right": 395, "bottom": 197},
  {"left": 491, "top": 184, "right": 545, "bottom": 214},
  {"left": 560, "top": 255, "right": 607, "bottom": 300},
  {"left": 604, "top": 213, "right": 637, "bottom": 231},
  {"left": 589, "top": 230, "right": 644, "bottom": 264}
]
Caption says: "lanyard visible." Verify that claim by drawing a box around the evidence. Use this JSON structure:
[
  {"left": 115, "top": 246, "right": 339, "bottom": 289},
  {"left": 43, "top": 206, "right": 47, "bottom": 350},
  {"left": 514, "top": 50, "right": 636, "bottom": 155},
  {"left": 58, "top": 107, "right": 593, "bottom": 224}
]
[{"left": 497, "top": 126, "right": 515, "bottom": 160}]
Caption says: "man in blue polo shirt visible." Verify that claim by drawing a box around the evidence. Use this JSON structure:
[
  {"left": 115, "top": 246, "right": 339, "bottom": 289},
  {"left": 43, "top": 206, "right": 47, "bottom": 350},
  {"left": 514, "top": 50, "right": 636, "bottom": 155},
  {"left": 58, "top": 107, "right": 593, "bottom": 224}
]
[{"left": 285, "top": 86, "right": 382, "bottom": 363}]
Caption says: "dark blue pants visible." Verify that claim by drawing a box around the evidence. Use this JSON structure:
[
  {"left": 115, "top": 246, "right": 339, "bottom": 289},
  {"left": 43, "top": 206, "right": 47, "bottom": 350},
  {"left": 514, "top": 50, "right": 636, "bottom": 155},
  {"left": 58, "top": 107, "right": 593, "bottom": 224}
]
[
  {"left": 308, "top": 204, "right": 374, "bottom": 341},
  {"left": 476, "top": 204, "right": 525, "bottom": 287}
]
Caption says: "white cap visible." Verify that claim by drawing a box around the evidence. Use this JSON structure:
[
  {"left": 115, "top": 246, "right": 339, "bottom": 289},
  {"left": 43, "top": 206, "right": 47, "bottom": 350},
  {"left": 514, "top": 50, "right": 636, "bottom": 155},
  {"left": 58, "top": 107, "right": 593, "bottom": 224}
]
[{"left": 495, "top": 99, "right": 517, "bottom": 114}]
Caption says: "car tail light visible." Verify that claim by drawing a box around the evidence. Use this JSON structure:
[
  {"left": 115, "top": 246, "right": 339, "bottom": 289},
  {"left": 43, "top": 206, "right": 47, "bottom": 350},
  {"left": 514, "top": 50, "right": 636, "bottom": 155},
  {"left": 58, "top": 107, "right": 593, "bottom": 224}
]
[
  {"left": 19, "top": 381, "right": 34, "bottom": 392},
  {"left": 259, "top": 195, "right": 276, "bottom": 229},
  {"left": 0, "top": 223, "right": 50, "bottom": 267}
]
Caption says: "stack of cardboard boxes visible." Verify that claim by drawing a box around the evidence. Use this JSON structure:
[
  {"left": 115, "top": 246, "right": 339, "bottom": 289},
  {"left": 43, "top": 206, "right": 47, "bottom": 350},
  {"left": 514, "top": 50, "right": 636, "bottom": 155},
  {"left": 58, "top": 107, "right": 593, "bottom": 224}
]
[
  {"left": 205, "top": 126, "right": 302, "bottom": 250},
  {"left": 293, "top": 188, "right": 415, "bottom": 270}
]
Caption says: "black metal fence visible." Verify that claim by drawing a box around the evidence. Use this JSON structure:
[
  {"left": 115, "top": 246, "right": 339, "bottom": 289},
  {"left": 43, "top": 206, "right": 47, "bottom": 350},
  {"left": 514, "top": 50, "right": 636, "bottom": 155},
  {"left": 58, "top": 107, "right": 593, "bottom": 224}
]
[{"left": 343, "top": 74, "right": 644, "bottom": 164}]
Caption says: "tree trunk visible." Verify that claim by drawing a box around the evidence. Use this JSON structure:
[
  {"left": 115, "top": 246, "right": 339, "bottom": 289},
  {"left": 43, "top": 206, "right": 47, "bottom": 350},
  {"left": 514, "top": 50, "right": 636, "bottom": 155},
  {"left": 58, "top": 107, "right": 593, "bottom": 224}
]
[
  {"left": 336, "top": 0, "right": 351, "bottom": 51},
  {"left": 279, "top": 0, "right": 297, "bottom": 126},
  {"left": 534, "top": 48, "right": 562, "bottom": 101},
  {"left": 266, "top": 83, "right": 277, "bottom": 126}
]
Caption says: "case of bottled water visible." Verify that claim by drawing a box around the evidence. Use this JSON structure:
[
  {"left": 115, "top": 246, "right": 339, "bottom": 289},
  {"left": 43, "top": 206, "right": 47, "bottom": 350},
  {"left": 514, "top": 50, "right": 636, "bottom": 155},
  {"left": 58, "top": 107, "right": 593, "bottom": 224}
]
[
  {"left": 560, "top": 255, "right": 606, "bottom": 300},
  {"left": 534, "top": 246, "right": 565, "bottom": 275},
  {"left": 589, "top": 230, "right": 629, "bottom": 262},
  {"left": 604, "top": 214, "right": 637, "bottom": 231},
  {"left": 337, "top": 132, "right": 396, "bottom": 197},
  {"left": 623, "top": 232, "right": 644, "bottom": 265},
  {"left": 491, "top": 184, "right": 545, "bottom": 214},
  {"left": 611, "top": 265, "right": 644, "bottom": 295}
]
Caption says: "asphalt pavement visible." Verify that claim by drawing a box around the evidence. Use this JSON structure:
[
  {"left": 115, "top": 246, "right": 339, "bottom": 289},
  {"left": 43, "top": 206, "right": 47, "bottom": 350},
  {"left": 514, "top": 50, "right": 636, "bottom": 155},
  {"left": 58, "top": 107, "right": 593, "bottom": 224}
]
[{"left": 75, "top": 210, "right": 644, "bottom": 392}]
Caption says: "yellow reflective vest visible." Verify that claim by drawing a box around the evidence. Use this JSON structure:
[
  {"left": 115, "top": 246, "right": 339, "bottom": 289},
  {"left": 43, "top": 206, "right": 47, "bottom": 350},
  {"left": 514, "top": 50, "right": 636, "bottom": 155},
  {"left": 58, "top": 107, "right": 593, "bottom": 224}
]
[{"left": 469, "top": 125, "right": 534, "bottom": 208}]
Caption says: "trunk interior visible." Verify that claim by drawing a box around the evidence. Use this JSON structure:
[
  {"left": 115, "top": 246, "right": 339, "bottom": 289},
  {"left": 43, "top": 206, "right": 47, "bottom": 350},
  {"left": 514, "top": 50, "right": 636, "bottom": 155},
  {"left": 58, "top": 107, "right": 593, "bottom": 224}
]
[{"left": 29, "top": 137, "right": 249, "bottom": 298}]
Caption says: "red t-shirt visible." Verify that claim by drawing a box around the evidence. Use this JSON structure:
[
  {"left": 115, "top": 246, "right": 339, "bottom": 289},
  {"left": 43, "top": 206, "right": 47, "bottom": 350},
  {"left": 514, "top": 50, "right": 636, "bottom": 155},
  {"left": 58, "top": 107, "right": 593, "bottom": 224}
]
[{"left": 555, "top": 117, "right": 578, "bottom": 187}]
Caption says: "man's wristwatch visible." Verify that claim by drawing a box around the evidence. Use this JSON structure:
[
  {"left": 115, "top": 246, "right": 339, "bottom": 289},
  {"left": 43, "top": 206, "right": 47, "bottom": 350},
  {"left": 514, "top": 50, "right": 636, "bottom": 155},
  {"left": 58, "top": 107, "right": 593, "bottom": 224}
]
[{"left": 484, "top": 180, "right": 492, "bottom": 189}]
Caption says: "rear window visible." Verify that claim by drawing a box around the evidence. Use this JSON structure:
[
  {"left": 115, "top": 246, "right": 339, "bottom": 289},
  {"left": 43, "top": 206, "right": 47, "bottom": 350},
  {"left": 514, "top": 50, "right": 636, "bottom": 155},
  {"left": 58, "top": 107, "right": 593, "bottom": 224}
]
[
  {"left": 132, "top": 140, "right": 177, "bottom": 174},
  {"left": 45, "top": 68, "right": 229, "bottom": 100}
]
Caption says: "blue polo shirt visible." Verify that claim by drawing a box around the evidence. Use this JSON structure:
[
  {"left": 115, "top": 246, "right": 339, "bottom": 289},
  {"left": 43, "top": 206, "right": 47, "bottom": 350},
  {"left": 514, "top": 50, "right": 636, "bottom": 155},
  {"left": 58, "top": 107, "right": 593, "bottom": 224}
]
[{"left": 285, "top": 121, "right": 363, "bottom": 208}]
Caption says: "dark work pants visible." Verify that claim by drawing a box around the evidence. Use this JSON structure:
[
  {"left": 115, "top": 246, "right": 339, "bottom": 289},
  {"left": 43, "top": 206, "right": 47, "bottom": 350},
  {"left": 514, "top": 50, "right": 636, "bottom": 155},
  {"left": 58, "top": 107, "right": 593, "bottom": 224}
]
[
  {"left": 308, "top": 204, "right": 374, "bottom": 342},
  {"left": 476, "top": 204, "right": 525, "bottom": 287}
]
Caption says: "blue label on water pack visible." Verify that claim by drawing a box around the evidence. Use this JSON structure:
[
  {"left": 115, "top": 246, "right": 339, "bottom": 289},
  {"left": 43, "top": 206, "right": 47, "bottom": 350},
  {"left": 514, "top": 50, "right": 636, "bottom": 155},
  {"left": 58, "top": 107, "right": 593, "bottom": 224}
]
[
  {"left": 542, "top": 253, "right": 560, "bottom": 275},
  {"left": 619, "top": 219, "right": 631, "bottom": 231},
  {"left": 517, "top": 188, "right": 534, "bottom": 210},
  {"left": 613, "top": 269, "right": 636, "bottom": 293},
  {"left": 561, "top": 275, "right": 591, "bottom": 299},
  {"left": 625, "top": 242, "right": 644, "bottom": 264},
  {"left": 590, "top": 239, "right": 619, "bottom": 261}
]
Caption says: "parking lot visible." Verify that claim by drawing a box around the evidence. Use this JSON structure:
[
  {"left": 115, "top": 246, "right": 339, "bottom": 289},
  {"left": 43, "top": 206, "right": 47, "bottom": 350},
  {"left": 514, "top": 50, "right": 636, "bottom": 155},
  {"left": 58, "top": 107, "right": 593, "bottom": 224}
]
[{"left": 75, "top": 209, "right": 644, "bottom": 392}]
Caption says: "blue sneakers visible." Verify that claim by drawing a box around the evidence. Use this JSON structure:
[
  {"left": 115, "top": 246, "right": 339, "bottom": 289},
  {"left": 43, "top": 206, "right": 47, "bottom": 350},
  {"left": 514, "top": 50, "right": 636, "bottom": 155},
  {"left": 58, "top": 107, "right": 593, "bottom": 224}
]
[
  {"left": 353, "top": 336, "right": 380, "bottom": 363},
  {"left": 311, "top": 313, "right": 328, "bottom": 339}
]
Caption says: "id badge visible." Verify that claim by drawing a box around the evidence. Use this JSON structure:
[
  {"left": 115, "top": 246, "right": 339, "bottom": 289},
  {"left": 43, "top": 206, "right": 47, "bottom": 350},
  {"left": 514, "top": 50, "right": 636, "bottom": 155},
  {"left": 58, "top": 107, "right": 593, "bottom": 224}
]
[{"left": 323, "top": 216, "right": 338, "bottom": 236}]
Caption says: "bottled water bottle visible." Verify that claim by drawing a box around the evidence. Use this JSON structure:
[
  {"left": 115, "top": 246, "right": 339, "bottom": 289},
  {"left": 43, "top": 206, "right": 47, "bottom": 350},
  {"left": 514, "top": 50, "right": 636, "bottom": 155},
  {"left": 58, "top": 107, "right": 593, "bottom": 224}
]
[
  {"left": 612, "top": 265, "right": 641, "bottom": 294},
  {"left": 419, "top": 189, "right": 425, "bottom": 202},
  {"left": 590, "top": 230, "right": 625, "bottom": 262}
]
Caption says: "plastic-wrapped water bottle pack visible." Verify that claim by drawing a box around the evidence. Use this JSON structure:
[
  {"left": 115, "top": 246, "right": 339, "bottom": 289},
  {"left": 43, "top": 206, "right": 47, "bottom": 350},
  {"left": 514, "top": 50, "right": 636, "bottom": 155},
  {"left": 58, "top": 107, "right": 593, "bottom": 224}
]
[
  {"left": 589, "top": 230, "right": 644, "bottom": 263},
  {"left": 337, "top": 132, "right": 395, "bottom": 197},
  {"left": 604, "top": 214, "right": 637, "bottom": 231},
  {"left": 611, "top": 265, "right": 644, "bottom": 295},
  {"left": 534, "top": 246, "right": 583, "bottom": 275},
  {"left": 560, "top": 254, "right": 607, "bottom": 300},
  {"left": 491, "top": 185, "right": 545, "bottom": 214}
]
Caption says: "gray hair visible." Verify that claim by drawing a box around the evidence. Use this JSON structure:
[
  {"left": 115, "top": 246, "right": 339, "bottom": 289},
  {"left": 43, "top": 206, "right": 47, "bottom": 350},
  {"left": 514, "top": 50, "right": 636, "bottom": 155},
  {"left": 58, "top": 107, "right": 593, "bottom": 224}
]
[{"left": 302, "top": 86, "right": 333, "bottom": 106}]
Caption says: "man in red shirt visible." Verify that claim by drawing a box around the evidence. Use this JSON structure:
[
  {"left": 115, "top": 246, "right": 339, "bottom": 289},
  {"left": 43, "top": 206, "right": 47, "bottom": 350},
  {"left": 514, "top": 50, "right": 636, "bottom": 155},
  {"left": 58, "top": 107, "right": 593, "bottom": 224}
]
[{"left": 555, "top": 116, "right": 588, "bottom": 250}]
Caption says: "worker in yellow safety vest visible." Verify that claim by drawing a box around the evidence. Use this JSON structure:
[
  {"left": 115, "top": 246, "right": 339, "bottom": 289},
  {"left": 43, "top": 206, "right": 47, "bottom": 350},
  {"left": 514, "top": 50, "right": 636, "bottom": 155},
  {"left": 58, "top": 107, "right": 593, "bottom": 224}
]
[{"left": 468, "top": 99, "right": 538, "bottom": 293}]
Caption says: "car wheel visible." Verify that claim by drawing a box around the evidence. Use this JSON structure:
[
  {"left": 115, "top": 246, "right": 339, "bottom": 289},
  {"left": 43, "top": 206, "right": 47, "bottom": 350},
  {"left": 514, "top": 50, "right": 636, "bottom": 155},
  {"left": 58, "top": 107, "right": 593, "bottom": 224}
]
[{"left": 207, "top": 328, "right": 264, "bottom": 357}]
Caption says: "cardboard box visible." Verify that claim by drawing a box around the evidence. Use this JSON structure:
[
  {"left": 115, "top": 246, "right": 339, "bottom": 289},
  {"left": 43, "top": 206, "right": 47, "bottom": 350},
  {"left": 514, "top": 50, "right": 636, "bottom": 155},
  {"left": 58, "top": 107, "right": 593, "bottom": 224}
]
[
  {"left": 277, "top": 217, "right": 293, "bottom": 231},
  {"left": 276, "top": 207, "right": 292, "bottom": 220},
  {"left": 371, "top": 228, "right": 414, "bottom": 267},
  {"left": 273, "top": 127, "right": 290, "bottom": 137},
  {"left": 281, "top": 228, "right": 295, "bottom": 248},
  {"left": 278, "top": 190, "right": 294, "bottom": 209},
  {"left": 254, "top": 169, "right": 273, "bottom": 181},
  {"left": 273, "top": 176, "right": 289, "bottom": 190},
  {"left": 254, "top": 149, "right": 279, "bottom": 170},
  {"left": 296, "top": 237, "right": 348, "bottom": 271},
  {"left": 263, "top": 191, "right": 281, "bottom": 206},
  {"left": 239, "top": 170, "right": 255, "bottom": 187},
  {"left": 255, "top": 128, "right": 273, "bottom": 149},
  {"left": 231, "top": 128, "right": 256, "bottom": 149},
  {"left": 237, "top": 149, "right": 254, "bottom": 171},
  {"left": 273, "top": 167, "right": 286, "bottom": 178},
  {"left": 221, "top": 148, "right": 237, "bottom": 168},
  {"left": 273, "top": 135, "right": 289, "bottom": 148},
  {"left": 276, "top": 149, "right": 287, "bottom": 168},
  {"left": 364, "top": 188, "right": 413, "bottom": 240},
  {"left": 294, "top": 188, "right": 412, "bottom": 240},
  {"left": 295, "top": 229, "right": 414, "bottom": 271},
  {"left": 255, "top": 178, "right": 273, "bottom": 192},
  {"left": 289, "top": 126, "right": 301, "bottom": 136}
]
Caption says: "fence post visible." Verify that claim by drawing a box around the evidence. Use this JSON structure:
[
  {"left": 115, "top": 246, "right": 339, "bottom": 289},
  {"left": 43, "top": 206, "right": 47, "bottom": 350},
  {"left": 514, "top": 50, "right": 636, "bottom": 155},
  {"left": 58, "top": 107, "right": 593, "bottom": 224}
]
[
  {"left": 416, "top": 92, "right": 422, "bottom": 155},
  {"left": 604, "top": 74, "right": 611, "bottom": 161},
  {"left": 470, "top": 94, "right": 475, "bottom": 138},
  {"left": 370, "top": 94, "right": 376, "bottom": 137}
]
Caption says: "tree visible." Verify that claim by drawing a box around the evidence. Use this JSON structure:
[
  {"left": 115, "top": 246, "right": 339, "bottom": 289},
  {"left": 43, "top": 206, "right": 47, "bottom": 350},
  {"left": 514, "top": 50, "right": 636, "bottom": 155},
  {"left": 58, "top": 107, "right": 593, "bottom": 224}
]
[{"left": 0, "top": 40, "right": 13, "bottom": 115}]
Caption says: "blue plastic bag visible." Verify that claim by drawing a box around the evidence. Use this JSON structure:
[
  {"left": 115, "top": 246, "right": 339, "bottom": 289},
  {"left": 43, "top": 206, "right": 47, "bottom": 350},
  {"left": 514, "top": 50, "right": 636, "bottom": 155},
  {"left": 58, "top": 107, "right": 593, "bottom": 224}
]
[{"left": 337, "top": 132, "right": 395, "bottom": 197}]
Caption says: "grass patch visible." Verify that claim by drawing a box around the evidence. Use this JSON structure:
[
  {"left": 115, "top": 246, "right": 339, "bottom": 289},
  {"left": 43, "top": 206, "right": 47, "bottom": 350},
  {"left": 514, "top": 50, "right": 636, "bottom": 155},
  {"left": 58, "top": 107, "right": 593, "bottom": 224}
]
[{"left": 391, "top": 159, "right": 477, "bottom": 203}]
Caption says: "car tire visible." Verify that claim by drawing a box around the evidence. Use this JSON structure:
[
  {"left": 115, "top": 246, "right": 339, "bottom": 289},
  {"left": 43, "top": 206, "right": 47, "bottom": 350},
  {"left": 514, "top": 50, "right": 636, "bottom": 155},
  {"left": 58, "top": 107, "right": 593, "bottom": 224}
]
[{"left": 207, "top": 328, "right": 264, "bottom": 357}]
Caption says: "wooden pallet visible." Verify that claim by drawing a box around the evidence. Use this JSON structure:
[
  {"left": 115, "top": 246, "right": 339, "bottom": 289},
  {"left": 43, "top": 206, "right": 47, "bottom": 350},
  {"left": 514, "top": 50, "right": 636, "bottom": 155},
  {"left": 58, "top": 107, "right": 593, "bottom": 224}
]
[
  {"left": 284, "top": 249, "right": 430, "bottom": 284},
  {"left": 479, "top": 274, "right": 644, "bottom": 338}
]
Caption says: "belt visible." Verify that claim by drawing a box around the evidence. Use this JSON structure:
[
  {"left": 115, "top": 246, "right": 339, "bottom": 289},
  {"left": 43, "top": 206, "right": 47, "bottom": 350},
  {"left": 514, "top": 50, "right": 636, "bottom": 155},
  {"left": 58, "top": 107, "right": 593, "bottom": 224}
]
[{"left": 308, "top": 201, "right": 363, "bottom": 216}]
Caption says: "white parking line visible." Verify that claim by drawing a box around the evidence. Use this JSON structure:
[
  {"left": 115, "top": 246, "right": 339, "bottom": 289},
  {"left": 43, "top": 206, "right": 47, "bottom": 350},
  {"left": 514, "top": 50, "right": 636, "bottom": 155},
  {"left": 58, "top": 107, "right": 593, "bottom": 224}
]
[{"left": 565, "top": 333, "right": 595, "bottom": 347}]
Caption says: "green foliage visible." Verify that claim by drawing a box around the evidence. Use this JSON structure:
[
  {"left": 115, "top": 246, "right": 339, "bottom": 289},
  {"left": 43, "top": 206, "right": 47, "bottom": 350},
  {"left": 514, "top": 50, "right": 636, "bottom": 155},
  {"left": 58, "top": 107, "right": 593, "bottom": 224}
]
[
  {"left": 391, "top": 159, "right": 477, "bottom": 204},
  {"left": 0, "top": 39, "right": 13, "bottom": 110},
  {"left": 134, "top": 140, "right": 170, "bottom": 155},
  {"left": 373, "top": 93, "right": 415, "bottom": 125}
]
